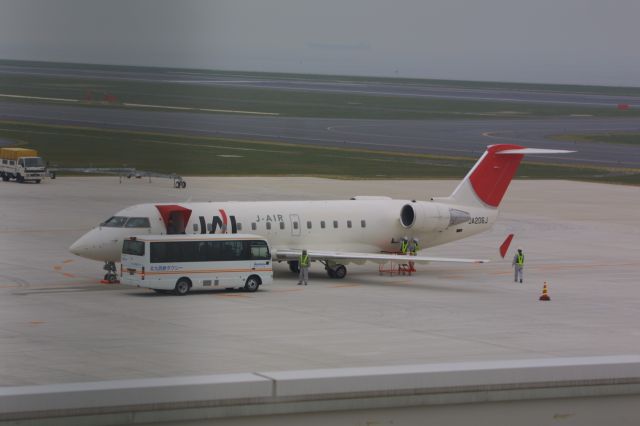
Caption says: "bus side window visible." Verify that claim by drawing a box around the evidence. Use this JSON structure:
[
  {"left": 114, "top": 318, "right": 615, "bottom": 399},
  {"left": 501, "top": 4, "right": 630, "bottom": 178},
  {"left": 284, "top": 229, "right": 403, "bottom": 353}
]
[
  {"left": 207, "top": 241, "right": 222, "bottom": 260},
  {"left": 150, "top": 242, "right": 166, "bottom": 263},
  {"left": 196, "top": 242, "right": 208, "bottom": 261}
]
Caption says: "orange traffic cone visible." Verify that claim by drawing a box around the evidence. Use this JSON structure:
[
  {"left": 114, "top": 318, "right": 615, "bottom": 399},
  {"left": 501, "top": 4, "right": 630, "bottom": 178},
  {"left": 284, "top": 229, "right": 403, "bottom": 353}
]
[{"left": 539, "top": 282, "right": 551, "bottom": 301}]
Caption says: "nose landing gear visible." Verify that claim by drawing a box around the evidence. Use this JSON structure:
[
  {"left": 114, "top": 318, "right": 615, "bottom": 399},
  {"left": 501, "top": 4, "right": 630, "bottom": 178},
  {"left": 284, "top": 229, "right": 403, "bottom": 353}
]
[{"left": 101, "top": 261, "right": 119, "bottom": 284}]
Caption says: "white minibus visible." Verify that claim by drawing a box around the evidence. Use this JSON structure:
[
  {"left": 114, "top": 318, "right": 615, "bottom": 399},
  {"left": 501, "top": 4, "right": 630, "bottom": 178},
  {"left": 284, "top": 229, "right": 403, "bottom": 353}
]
[{"left": 120, "top": 234, "right": 272, "bottom": 295}]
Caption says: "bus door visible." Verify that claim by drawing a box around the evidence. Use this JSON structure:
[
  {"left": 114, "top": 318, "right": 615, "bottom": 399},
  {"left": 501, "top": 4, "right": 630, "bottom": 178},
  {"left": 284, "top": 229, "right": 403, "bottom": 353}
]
[
  {"left": 156, "top": 205, "right": 192, "bottom": 234},
  {"left": 289, "top": 214, "right": 301, "bottom": 237}
]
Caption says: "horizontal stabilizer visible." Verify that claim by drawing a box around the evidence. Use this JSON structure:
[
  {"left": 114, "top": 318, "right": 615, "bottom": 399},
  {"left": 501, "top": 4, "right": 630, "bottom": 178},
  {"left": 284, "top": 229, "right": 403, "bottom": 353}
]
[{"left": 496, "top": 148, "right": 575, "bottom": 155}]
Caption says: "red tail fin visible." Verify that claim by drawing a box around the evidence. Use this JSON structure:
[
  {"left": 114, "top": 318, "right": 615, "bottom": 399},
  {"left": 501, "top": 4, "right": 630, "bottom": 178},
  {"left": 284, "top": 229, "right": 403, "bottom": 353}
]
[{"left": 469, "top": 144, "right": 524, "bottom": 207}]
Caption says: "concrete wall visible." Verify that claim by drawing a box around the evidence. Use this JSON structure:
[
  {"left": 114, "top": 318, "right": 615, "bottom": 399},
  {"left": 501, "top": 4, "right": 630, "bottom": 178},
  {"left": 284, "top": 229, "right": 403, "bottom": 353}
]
[{"left": 2, "top": 356, "right": 639, "bottom": 425}]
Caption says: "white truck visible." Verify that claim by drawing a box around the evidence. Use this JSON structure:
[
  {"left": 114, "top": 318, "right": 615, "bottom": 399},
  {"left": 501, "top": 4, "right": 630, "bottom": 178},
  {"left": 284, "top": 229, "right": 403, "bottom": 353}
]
[{"left": 0, "top": 148, "right": 47, "bottom": 183}]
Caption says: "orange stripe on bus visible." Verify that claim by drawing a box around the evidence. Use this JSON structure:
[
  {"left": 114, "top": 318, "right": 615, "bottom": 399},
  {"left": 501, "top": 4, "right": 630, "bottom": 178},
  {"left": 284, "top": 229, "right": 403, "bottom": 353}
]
[{"left": 142, "top": 268, "right": 272, "bottom": 276}]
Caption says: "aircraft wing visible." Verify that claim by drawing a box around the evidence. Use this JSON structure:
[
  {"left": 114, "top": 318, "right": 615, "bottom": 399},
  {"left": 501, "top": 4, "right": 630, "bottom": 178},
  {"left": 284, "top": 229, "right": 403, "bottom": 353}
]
[
  {"left": 274, "top": 249, "right": 489, "bottom": 265},
  {"left": 48, "top": 167, "right": 186, "bottom": 187}
]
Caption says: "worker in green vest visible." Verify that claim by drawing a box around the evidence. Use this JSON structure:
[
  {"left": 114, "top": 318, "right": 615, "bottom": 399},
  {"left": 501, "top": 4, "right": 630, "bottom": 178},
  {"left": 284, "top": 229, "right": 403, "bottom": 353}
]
[
  {"left": 409, "top": 238, "right": 420, "bottom": 255},
  {"left": 408, "top": 238, "right": 420, "bottom": 271},
  {"left": 400, "top": 237, "right": 409, "bottom": 255},
  {"left": 297, "top": 249, "right": 310, "bottom": 286},
  {"left": 512, "top": 248, "right": 524, "bottom": 283}
]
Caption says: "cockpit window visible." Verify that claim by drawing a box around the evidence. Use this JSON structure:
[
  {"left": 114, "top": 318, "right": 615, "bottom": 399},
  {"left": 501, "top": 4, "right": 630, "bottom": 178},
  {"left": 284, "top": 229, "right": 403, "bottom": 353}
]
[
  {"left": 101, "top": 216, "right": 127, "bottom": 227},
  {"left": 125, "top": 217, "right": 151, "bottom": 228}
]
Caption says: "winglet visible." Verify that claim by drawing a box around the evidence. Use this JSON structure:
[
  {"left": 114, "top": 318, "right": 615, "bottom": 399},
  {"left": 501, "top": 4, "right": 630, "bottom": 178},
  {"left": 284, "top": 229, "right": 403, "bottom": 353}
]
[{"left": 500, "top": 234, "right": 514, "bottom": 258}]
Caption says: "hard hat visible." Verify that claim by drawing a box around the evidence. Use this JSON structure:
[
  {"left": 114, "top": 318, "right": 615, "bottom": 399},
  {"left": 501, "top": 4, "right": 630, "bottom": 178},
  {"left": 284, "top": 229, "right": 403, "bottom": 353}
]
[
  {"left": 517, "top": 247, "right": 522, "bottom": 251},
  {"left": 412, "top": 238, "right": 419, "bottom": 243},
  {"left": 402, "top": 236, "right": 408, "bottom": 241}
]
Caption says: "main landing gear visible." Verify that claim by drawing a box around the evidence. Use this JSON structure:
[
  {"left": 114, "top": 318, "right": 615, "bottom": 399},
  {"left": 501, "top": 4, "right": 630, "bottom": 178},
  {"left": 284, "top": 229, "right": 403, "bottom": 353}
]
[
  {"left": 321, "top": 261, "right": 347, "bottom": 279},
  {"left": 102, "top": 261, "right": 119, "bottom": 284}
]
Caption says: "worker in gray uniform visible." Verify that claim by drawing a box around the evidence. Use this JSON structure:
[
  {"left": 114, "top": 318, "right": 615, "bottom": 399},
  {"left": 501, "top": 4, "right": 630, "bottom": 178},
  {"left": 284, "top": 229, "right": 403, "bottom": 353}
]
[
  {"left": 297, "top": 249, "right": 310, "bottom": 286},
  {"left": 512, "top": 247, "right": 524, "bottom": 283}
]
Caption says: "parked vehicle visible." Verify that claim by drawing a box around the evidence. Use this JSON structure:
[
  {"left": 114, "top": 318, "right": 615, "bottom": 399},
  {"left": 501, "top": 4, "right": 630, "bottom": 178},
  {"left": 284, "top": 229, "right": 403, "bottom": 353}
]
[
  {"left": 0, "top": 148, "right": 47, "bottom": 183},
  {"left": 120, "top": 234, "right": 273, "bottom": 295}
]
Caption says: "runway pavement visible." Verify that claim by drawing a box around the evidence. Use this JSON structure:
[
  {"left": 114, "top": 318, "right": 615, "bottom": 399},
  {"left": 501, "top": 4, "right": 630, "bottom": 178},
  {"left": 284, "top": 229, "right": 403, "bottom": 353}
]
[
  {"left": 2, "top": 100, "right": 640, "bottom": 168},
  {"left": 0, "top": 177, "right": 638, "bottom": 386},
  {"left": 2, "top": 62, "right": 639, "bottom": 107}
]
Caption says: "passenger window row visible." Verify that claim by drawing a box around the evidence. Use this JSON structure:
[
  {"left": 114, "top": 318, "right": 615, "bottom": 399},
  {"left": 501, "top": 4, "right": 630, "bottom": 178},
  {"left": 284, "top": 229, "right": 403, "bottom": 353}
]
[
  {"left": 192, "top": 219, "right": 369, "bottom": 234},
  {"left": 241, "top": 219, "right": 367, "bottom": 231}
]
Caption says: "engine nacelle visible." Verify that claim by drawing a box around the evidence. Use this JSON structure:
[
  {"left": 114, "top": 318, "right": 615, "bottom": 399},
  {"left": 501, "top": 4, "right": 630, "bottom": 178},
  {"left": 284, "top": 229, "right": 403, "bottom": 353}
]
[{"left": 399, "top": 202, "right": 449, "bottom": 232}]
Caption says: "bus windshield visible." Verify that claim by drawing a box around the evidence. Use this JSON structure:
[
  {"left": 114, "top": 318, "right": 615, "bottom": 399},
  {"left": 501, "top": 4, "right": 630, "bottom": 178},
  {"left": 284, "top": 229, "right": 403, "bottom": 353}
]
[{"left": 123, "top": 239, "right": 145, "bottom": 256}]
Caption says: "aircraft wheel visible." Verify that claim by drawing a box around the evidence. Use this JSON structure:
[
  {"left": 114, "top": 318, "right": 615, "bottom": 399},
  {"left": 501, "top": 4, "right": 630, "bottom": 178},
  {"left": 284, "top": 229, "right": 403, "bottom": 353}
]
[
  {"left": 333, "top": 265, "right": 347, "bottom": 279},
  {"left": 174, "top": 278, "right": 191, "bottom": 296},
  {"left": 326, "top": 268, "right": 336, "bottom": 279},
  {"left": 103, "top": 273, "right": 118, "bottom": 283},
  {"left": 244, "top": 275, "right": 261, "bottom": 292}
]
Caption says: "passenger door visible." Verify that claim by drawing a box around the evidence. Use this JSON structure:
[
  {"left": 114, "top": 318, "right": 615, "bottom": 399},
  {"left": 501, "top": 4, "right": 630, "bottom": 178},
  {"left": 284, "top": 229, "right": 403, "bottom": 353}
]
[{"left": 289, "top": 214, "right": 301, "bottom": 237}]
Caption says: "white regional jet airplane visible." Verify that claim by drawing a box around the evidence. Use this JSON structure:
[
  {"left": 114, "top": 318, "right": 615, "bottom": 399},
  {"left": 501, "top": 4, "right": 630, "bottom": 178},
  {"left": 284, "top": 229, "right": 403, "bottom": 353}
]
[{"left": 69, "top": 144, "right": 571, "bottom": 282}]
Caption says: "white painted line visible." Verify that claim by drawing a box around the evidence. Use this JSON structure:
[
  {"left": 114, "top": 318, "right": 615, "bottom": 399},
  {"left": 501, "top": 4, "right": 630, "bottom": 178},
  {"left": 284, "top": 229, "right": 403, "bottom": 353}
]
[
  {"left": 199, "top": 108, "right": 279, "bottom": 116},
  {"left": 123, "top": 103, "right": 193, "bottom": 111},
  {"left": 123, "top": 103, "right": 279, "bottom": 116},
  {"left": 2, "top": 93, "right": 279, "bottom": 116},
  {"left": 170, "top": 80, "right": 264, "bottom": 84},
  {"left": 217, "top": 154, "right": 244, "bottom": 158},
  {"left": 0, "top": 93, "right": 78, "bottom": 102}
]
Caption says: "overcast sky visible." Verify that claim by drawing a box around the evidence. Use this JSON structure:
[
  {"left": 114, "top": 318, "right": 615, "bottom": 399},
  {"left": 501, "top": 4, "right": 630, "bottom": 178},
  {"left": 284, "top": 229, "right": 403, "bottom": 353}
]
[{"left": 1, "top": 0, "right": 639, "bottom": 86}]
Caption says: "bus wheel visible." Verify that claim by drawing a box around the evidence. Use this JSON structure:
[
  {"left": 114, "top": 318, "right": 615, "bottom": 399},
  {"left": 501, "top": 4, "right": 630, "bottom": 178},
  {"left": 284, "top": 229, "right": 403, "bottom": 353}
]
[
  {"left": 244, "top": 276, "right": 260, "bottom": 292},
  {"left": 174, "top": 278, "right": 191, "bottom": 296}
]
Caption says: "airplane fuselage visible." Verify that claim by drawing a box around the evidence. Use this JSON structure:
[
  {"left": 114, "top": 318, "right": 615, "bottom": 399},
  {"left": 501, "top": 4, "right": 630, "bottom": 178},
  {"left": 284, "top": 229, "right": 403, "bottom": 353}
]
[{"left": 70, "top": 198, "right": 496, "bottom": 263}]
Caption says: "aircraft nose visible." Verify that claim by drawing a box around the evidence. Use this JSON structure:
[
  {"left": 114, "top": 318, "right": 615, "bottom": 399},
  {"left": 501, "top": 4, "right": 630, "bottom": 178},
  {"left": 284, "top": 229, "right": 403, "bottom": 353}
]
[
  {"left": 69, "top": 234, "right": 90, "bottom": 256},
  {"left": 69, "top": 229, "right": 120, "bottom": 261},
  {"left": 69, "top": 231, "right": 97, "bottom": 258}
]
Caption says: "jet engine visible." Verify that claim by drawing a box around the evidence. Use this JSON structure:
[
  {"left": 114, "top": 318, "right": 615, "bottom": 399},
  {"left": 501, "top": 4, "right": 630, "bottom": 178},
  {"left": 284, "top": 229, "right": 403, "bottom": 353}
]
[{"left": 399, "top": 202, "right": 471, "bottom": 232}]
